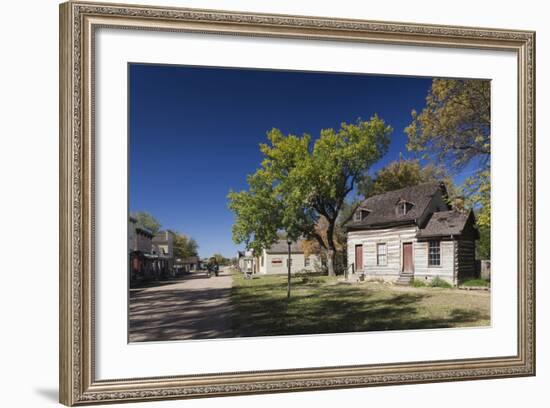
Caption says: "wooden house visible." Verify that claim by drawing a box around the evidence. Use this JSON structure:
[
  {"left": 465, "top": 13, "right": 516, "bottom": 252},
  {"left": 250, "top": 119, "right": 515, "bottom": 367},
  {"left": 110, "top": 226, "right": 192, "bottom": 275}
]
[
  {"left": 237, "top": 250, "right": 258, "bottom": 274},
  {"left": 258, "top": 239, "right": 322, "bottom": 275},
  {"left": 345, "top": 182, "right": 479, "bottom": 286}
]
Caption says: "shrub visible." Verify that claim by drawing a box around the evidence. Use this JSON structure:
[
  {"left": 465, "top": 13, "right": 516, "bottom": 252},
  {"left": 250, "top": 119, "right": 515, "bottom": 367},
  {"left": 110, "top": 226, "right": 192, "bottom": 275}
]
[
  {"left": 411, "top": 279, "right": 427, "bottom": 287},
  {"left": 300, "top": 276, "right": 316, "bottom": 284},
  {"left": 430, "top": 276, "right": 453, "bottom": 288},
  {"left": 296, "top": 272, "right": 326, "bottom": 284},
  {"left": 295, "top": 271, "right": 324, "bottom": 278}
]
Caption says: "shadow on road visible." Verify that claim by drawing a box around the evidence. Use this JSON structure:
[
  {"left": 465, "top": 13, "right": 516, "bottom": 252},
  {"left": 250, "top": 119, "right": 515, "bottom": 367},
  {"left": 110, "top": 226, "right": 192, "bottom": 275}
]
[{"left": 129, "top": 271, "right": 234, "bottom": 342}]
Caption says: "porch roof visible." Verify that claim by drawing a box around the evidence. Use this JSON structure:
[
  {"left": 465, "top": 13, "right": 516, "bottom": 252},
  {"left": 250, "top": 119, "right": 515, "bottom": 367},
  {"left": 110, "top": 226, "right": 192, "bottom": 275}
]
[{"left": 417, "top": 210, "right": 473, "bottom": 239}]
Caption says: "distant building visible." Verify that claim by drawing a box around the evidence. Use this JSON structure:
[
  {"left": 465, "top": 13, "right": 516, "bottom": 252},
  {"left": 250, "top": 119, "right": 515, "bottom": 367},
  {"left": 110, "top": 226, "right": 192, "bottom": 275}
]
[
  {"left": 176, "top": 256, "right": 200, "bottom": 273},
  {"left": 152, "top": 230, "right": 174, "bottom": 257},
  {"left": 152, "top": 230, "right": 175, "bottom": 278},
  {"left": 237, "top": 250, "right": 257, "bottom": 274},
  {"left": 129, "top": 216, "right": 158, "bottom": 283},
  {"left": 258, "top": 239, "right": 322, "bottom": 275},
  {"left": 128, "top": 215, "right": 137, "bottom": 253}
]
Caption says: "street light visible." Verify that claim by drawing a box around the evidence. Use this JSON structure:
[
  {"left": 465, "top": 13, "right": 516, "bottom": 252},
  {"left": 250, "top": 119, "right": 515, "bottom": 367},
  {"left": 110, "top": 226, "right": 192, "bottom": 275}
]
[{"left": 287, "top": 237, "right": 292, "bottom": 299}]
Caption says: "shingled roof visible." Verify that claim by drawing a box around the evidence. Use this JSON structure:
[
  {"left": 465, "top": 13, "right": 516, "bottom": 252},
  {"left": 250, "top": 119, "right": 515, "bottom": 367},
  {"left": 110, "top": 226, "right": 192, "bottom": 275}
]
[
  {"left": 346, "top": 182, "right": 446, "bottom": 230},
  {"left": 266, "top": 239, "right": 308, "bottom": 254},
  {"left": 417, "top": 210, "right": 476, "bottom": 239}
]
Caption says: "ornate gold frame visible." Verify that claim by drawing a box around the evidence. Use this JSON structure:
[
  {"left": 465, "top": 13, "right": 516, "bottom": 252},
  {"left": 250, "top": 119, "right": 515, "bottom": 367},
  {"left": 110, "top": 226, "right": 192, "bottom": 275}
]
[{"left": 59, "top": 1, "right": 536, "bottom": 405}]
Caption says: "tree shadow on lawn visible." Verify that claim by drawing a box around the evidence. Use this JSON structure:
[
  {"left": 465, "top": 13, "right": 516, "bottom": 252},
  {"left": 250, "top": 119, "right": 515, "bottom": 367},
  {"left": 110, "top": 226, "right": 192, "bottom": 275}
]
[
  {"left": 231, "top": 284, "right": 487, "bottom": 338},
  {"left": 128, "top": 278, "right": 488, "bottom": 342}
]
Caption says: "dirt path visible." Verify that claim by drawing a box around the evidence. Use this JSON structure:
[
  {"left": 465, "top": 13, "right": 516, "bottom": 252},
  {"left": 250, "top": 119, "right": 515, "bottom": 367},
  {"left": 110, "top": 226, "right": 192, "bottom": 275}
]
[{"left": 129, "top": 267, "right": 233, "bottom": 342}]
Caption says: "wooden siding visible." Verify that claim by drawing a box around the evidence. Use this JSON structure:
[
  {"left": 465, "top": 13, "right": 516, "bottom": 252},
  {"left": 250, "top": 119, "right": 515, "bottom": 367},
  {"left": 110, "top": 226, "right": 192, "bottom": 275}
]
[
  {"left": 259, "top": 251, "right": 321, "bottom": 274},
  {"left": 414, "top": 240, "right": 455, "bottom": 284},
  {"left": 347, "top": 225, "right": 417, "bottom": 277},
  {"left": 348, "top": 226, "right": 457, "bottom": 284}
]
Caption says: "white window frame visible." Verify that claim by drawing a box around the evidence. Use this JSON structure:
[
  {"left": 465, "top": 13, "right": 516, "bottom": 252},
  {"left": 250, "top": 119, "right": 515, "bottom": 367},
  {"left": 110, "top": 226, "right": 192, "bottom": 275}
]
[
  {"left": 354, "top": 209, "right": 370, "bottom": 221},
  {"left": 376, "top": 243, "right": 387, "bottom": 266},
  {"left": 397, "top": 201, "right": 413, "bottom": 215},
  {"left": 428, "top": 240, "right": 441, "bottom": 267}
]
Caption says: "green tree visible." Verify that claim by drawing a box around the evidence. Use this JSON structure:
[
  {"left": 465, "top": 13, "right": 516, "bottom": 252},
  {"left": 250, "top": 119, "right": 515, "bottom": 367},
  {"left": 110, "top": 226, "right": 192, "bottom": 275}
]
[
  {"left": 228, "top": 116, "right": 392, "bottom": 276},
  {"left": 132, "top": 211, "right": 161, "bottom": 234},
  {"left": 371, "top": 159, "right": 446, "bottom": 195},
  {"left": 211, "top": 253, "right": 230, "bottom": 266},
  {"left": 464, "top": 170, "right": 491, "bottom": 259},
  {"left": 405, "top": 79, "right": 491, "bottom": 258},
  {"left": 173, "top": 233, "right": 199, "bottom": 260},
  {"left": 228, "top": 169, "right": 283, "bottom": 256},
  {"left": 364, "top": 158, "right": 462, "bottom": 208},
  {"left": 405, "top": 79, "right": 490, "bottom": 172}
]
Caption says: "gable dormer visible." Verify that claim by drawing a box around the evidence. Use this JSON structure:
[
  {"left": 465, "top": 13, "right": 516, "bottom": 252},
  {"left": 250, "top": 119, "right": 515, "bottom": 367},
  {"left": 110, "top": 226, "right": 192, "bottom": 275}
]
[
  {"left": 345, "top": 182, "right": 449, "bottom": 232},
  {"left": 353, "top": 208, "right": 371, "bottom": 222},
  {"left": 395, "top": 199, "right": 414, "bottom": 216}
]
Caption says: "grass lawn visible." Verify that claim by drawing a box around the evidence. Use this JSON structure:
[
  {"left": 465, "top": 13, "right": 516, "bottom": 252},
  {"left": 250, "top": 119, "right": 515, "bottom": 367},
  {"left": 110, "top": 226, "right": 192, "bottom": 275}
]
[
  {"left": 230, "top": 272, "right": 490, "bottom": 337},
  {"left": 459, "top": 278, "right": 491, "bottom": 287}
]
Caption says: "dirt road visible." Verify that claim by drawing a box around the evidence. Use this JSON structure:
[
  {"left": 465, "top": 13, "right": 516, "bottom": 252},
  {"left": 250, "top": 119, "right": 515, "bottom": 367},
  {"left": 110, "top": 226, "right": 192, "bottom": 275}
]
[{"left": 129, "top": 267, "right": 233, "bottom": 342}]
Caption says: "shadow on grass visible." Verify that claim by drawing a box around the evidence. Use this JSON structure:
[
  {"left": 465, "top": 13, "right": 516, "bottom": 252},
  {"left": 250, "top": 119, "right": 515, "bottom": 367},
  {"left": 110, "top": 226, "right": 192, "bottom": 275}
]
[
  {"left": 231, "top": 279, "right": 487, "bottom": 337},
  {"left": 128, "top": 272, "right": 489, "bottom": 342}
]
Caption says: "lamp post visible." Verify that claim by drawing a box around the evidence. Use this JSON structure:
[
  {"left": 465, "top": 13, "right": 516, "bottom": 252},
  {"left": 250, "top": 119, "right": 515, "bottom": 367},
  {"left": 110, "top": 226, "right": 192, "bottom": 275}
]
[{"left": 287, "top": 238, "right": 292, "bottom": 299}]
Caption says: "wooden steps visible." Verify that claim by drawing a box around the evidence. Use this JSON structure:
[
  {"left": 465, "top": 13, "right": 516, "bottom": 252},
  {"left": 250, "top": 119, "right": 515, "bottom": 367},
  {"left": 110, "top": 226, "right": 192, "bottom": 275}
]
[{"left": 395, "top": 273, "right": 414, "bottom": 286}]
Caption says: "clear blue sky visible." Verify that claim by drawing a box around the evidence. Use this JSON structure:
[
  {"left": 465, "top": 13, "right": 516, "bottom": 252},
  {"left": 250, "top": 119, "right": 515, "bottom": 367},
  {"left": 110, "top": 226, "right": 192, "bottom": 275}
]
[{"left": 129, "top": 64, "right": 459, "bottom": 258}]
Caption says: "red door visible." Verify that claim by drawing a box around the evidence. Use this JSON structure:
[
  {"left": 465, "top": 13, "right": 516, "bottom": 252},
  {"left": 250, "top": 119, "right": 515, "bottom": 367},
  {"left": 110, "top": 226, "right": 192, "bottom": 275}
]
[
  {"left": 355, "top": 245, "right": 363, "bottom": 272},
  {"left": 402, "top": 243, "right": 414, "bottom": 273}
]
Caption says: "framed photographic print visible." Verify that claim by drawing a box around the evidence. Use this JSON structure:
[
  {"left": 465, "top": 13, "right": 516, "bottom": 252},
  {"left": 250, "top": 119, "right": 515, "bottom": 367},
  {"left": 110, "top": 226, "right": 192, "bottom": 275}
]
[{"left": 59, "top": 1, "right": 536, "bottom": 405}]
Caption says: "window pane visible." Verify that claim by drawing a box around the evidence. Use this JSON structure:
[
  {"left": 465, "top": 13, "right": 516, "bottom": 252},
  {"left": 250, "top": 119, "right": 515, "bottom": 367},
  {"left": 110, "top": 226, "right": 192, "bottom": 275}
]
[
  {"left": 377, "top": 243, "right": 387, "bottom": 266},
  {"left": 428, "top": 241, "right": 441, "bottom": 266}
]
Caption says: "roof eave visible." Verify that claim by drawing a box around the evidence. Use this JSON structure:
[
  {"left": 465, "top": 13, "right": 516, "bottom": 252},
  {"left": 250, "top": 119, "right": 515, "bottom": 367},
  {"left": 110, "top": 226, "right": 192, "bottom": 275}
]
[
  {"left": 417, "top": 234, "right": 458, "bottom": 240},
  {"left": 346, "top": 219, "right": 417, "bottom": 231},
  {"left": 265, "top": 250, "right": 312, "bottom": 255}
]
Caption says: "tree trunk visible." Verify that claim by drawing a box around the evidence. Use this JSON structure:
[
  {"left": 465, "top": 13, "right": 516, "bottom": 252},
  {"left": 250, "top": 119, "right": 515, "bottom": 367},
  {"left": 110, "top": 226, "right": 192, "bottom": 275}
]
[
  {"left": 326, "top": 220, "right": 337, "bottom": 276},
  {"left": 326, "top": 249, "right": 336, "bottom": 276}
]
